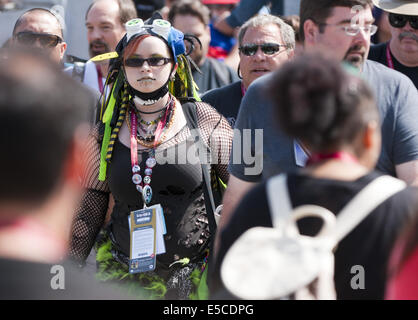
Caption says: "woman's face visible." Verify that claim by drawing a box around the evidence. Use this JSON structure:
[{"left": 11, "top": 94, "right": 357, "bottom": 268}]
[{"left": 124, "top": 36, "right": 174, "bottom": 93}]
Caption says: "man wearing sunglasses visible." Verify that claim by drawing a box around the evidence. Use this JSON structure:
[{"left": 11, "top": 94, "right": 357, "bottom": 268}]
[
  {"left": 368, "top": 0, "right": 418, "bottom": 88},
  {"left": 202, "top": 14, "right": 294, "bottom": 127},
  {"left": 12, "top": 8, "right": 67, "bottom": 64}
]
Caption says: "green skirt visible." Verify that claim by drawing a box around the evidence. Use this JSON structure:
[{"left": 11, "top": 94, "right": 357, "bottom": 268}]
[{"left": 95, "top": 236, "right": 209, "bottom": 300}]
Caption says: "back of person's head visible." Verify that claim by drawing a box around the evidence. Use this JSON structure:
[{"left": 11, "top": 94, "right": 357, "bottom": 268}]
[
  {"left": 267, "top": 53, "right": 378, "bottom": 153},
  {"left": 0, "top": 49, "right": 91, "bottom": 207},
  {"left": 86, "top": 0, "right": 137, "bottom": 25},
  {"left": 238, "top": 14, "right": 295, "bottom": 53},
  {"left": 299, "top": 0, "right": 373, "bottom": 42},
  {"left": 168, "top": 0, "right": 210, "bottom": 26},
  {"left": 134, "top": 0, "right": 165, "bottom": 20}
]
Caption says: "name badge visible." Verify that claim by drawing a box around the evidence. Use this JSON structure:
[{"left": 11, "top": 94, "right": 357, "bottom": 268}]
[{"left": 128, "top": 204, "right": 166, "bottom": 274}]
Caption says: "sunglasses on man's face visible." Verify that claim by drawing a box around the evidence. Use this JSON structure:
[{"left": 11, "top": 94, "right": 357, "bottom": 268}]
[
  {"left": 239, "top": 43, "right": 288, "bottom": 56},
  {"left": 15, "top": 31, "right": 63, "bottom": 48},
  {"left": 125, "top": 56, "right": 172, "bottom": 67},
  {"left": 389, "top": 13, "right": 418, "bottom": 30}
]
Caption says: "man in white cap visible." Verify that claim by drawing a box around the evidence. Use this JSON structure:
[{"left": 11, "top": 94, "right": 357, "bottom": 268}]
[{"left": 369, "top": 0, "right": 418, "bottom": 87}]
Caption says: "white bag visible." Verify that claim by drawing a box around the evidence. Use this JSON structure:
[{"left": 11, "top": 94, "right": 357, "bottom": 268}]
[{"left": 221, "top": 174, "right": 406, "bottom": 300}]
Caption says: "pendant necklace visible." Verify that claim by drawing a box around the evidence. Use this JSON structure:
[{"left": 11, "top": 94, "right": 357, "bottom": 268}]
[{"left": 129, "top": 95, "right": 175, "bottom": 206}]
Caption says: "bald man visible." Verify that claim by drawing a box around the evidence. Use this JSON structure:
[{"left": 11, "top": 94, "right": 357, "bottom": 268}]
[{"left": 12, "top": 8, "right": 67, "bottom": 64}]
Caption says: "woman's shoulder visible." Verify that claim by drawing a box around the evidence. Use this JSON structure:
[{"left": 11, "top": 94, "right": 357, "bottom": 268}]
[{"left": 179, "top": 98, "right": 232, "bottom": 131}]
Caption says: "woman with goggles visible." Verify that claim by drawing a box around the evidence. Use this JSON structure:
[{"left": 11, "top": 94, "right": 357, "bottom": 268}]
[{"left": 69, "top": 15, "right": 233, "bottom": 300}]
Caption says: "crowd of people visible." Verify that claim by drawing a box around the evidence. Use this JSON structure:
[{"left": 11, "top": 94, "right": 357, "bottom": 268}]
[{"left": 0, "top": 0, "right": 417, "bottom": 300}]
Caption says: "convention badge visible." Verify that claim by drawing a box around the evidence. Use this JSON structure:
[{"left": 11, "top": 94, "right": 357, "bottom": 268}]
[{"left": 128, "top": 207, "right": 157, "bottom": 274}]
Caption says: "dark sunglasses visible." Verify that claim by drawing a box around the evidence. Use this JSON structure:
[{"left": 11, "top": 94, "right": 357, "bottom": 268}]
[
  {"left": 125, "top": 57, "right": 171, "bottom": 67},
  {"left": 239, "top": 43, "right": 288, "bottom": 56},
  {"left": 15, "top": 31, "right": 63, "bottom": 48},
  {"left": 389, "top": 13, "right": 418, "bottom": 30}
]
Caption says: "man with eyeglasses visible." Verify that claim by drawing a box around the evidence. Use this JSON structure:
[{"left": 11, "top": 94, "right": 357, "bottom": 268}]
[
  {"left": 213, "top": 0, "right": 418, "bottom": 270},
  {"left": 202, "top": 14, "right": 294, "bottom": 127},
  {"left": 368, "top": 0, "right": 418, "bottom": 88},
  {"left": 12, "top": 8, "right": 67, "bottom": 64}
]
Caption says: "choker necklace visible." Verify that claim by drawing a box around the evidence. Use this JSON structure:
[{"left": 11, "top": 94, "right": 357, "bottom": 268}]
[
  {"left": 127, "top": 95, "right": 175, "bottom": 148},
  {"left": 133, "top": 95, "right": 164, "bottom": 106},
  {"left": 130, "top": 99, "right": 168, "bottom": 114}
]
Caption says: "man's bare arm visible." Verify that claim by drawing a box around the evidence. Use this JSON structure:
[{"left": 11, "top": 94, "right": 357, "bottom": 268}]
[{"left": 396, "top": 160, "right": 418, "bottom": 186}]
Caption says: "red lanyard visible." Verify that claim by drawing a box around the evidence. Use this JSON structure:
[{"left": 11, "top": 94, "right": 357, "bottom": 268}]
[
  {"left": 129, "top": 98, "right": 172, "bottom": 204},
  {"left": 96, "top": 65, "right": 104, "bottom": 93},
  {"left": 240, "top": 81, "right": 246, "bottom": 97},
  {"left": 129, "top": 99, "right": 171, "bottom": 168},
  {"left": 129, "top": 110, "right": 168, "bottom": 169},
  {"left": 386, "top": 42, "right": 395, "bottom": 70},
  {"left": 307, "top": 151, "right": 359, "bottom": 166}
]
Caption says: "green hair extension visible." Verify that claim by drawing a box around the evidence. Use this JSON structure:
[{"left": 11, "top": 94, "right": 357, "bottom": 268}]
[
  {"left": 169, "top": 55, "right": 201, "bottom": 101},
  {"left": 99, "top": 78, "right": 129, "bottom": 181}
]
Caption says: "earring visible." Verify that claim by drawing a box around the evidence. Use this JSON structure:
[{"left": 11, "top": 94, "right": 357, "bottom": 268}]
[{"left": 237, "top": 64, "right": 243, "bottom": 79}]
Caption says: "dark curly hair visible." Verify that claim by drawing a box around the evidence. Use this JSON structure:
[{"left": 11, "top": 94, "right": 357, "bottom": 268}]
[{"left": 267, "top": 53, "right": 378, "bottom": 152}]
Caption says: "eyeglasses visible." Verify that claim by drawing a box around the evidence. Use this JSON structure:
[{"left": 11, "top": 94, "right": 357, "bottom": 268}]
[
  {"left": 14, "top": 31, "right": 63, "bottom": 48},
  {"left": 389, "top": 13, "right": 418, "bottom": 30},
  {"left": 319, "top": 23, "right": 378, "bottom": 36},
  {"left": 239, "top": 43, "right": 289, "bottom": 56},
  {"left": 125, "top": 57, "right": 171, "bottom": 67}
]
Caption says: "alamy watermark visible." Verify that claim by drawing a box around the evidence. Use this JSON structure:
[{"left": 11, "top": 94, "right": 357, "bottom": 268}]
[
  {"left": 152, "top": 128, "right": 264, "bottom": 176},
  {"left": 350, "top": 265, "right": 365, "bottom": 290},
  {"left": 50, "top": 265, "right": 65, "bottom": 290}
]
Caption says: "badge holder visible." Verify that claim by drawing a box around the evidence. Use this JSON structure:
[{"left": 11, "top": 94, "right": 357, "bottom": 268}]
[
  {"left": 128, "top": 204, "right": 167, "bottom": 274},
  {"left": 128, "top": 207, "right": 157, "bottom": 274}
]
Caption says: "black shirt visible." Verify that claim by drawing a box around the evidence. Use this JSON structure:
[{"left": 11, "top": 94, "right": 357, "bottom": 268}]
[
  {"left": 192, "top": 58, "right": 239, "bottom": 95},
  {"left": 213, "top": 171, "right": 417, "bottom": 300},
  {"left": 201, "top": 80, "right": 243, "bottom": 128},
  {"left": 368, "top": 42, "right": 418, "bottom": 89}
]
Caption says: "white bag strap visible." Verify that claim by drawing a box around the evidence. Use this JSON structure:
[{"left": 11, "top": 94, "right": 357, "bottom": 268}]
[
  {"left": 334, "top": 175, "right": 406, "bottom": 241},
  {"left": 266, "top": 174, "right": 292, "bottom": 229},
  {"left": 267, "top": 174, "right": 407, "bottom": 242}
]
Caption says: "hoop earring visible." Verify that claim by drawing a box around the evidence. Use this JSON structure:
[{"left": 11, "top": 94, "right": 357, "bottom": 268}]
[{"left": 237, "top": 64, "right": 242, "bottom": 79}]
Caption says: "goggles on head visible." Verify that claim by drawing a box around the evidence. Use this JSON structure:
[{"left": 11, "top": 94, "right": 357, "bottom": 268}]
[
  {"left": 90, "top": 14, "right": 201, "bottom": 77},
  {"left": 124, "top": 18, "right": 186, "bottom": 63}
]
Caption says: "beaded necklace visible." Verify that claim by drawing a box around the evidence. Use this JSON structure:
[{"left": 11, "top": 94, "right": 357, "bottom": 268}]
[{"left": 128, "top": 95, "right": 176, "bottom": 206}]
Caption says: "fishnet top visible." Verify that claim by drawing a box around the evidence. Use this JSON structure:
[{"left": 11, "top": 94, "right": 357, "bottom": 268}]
[{"left": 70, "top": 101, "right": 233, "bottom": 263}]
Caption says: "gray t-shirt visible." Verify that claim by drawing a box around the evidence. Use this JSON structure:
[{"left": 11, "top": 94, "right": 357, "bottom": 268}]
[
  {"left": 229, "top": 60, "right": 418, "bottom": 182},
  {"left": 363, "top": 60, "right": 418, "bottom": 176}
]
